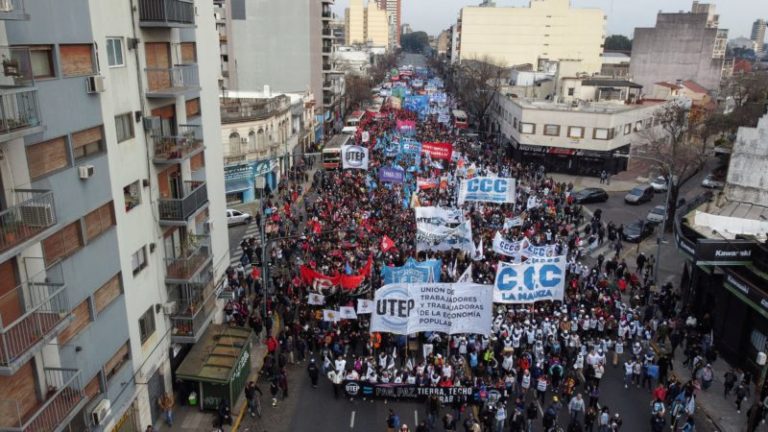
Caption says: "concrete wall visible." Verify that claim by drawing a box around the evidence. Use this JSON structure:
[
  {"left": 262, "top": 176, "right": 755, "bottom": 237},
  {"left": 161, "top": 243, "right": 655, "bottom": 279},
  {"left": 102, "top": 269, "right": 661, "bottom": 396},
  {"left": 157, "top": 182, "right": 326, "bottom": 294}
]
[
  {"left": 726, "top": 114, "right": 768, "bottom": 206},
  {"left": 630, "top": 12, "right": 724, "bottom": 92}
]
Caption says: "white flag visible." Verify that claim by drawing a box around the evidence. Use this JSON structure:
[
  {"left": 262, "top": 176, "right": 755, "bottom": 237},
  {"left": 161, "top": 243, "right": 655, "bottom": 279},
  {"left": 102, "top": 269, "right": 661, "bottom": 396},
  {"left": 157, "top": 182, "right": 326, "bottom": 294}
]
[
  {"left": 472, "top": 238, "right": 485, "bottom": 262},
  {"left": 457, "top": 264, "right": 473, "bottom": 283},
  {"left": 356, "top": 299, "right": 374, "bottom": 314},
  {"left": 322, "top": 309, "right": 340, "bottom": 322},
  {"left": 308, "top": 293, "right": 325, "bottom": 305},
  {"left": 339, "top": 306, "right": 358, "bottom": 320}
]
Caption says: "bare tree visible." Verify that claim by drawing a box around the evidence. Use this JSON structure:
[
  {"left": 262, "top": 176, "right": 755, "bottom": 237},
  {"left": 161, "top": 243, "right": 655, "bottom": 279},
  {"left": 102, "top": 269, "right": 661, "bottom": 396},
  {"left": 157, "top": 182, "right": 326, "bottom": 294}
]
[
  {"left": 344, "top": 74, "right": 373, "bottom": 112},
  {"left": 450, "top": 56, "right": 507, "bottom": 133}
]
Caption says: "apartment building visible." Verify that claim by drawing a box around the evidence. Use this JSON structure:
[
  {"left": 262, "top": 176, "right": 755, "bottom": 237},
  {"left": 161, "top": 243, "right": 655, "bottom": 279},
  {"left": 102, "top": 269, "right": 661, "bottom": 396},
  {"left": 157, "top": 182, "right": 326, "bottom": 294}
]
[
  {"left": 364, "top": 2, "right": 389, "bottom": 48},
  {"left": 0, "top": 1, "right": 228, "bottom": 431},
  {"left": 456, "top": 0, "right": 605, "bottom": 74},
  {"left": 376, "top": 0, "right": 401, "bottom": 47}
]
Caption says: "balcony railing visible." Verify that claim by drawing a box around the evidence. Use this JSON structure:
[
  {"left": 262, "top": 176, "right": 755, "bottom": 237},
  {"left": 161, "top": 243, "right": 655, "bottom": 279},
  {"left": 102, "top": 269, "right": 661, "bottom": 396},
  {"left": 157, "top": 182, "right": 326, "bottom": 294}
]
[
  {"left": 0, "top": 47, "right": 33, "bottom": 88},
  {"left": 158, "top": 181, "right": 208, "bottom": 223},
  {"left": 0, "top": 0, "right": 28, "bottom": 20},
  {"left": 138, "top": 0, "right": 195, "bottom": 27},
  {"left": 145, "top": 64, "right": 200, "bottom": 98},
  {"left": 165, "top": 235, "right": 211, "bottom": 282},
  {"left": 0, "top": 368, "right": 84, "bottom": 432},
  {"left": 0, "top": 88, "right": 41, "bottom": 142},
  {"left": 322, "top": 28, "right": 333, "bottom": 38},
  {"left": 0, "top": 265, "right": 68, "bottom": 374},
  {"left": 0, "top": 190, "right": 57, "bottom": 258},
  {"left": 169, "top": 273, "right": 216, "bottom": 342},
  {"left": 152, "top": 124, "right": 204, "bottom": 164}
]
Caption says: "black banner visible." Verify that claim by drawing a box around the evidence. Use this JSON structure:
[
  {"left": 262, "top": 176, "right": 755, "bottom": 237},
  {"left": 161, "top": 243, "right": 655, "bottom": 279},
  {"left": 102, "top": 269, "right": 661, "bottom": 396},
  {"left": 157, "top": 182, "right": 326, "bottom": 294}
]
[
  {"left": 342, "top": 381, "right": 495, "bottom": 404},
  {"left": 694, "top": 240, "right": 754, "bottom": 265}
]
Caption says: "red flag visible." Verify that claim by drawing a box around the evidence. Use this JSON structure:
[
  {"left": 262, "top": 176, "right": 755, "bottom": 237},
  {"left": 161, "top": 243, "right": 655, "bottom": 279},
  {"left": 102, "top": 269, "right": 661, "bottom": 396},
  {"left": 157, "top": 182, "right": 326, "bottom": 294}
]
[{"left": 381, "top": 235, "right": 396, "bottom": 252}]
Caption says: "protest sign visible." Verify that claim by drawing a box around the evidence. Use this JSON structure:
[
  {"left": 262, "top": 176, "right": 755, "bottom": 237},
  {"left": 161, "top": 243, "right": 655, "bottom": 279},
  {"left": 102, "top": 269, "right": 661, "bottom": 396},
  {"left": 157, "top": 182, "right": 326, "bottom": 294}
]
[
  {"left": 492, "top": 232, "right": 531, "bottom": 261},
  {"left": 416, "top": 220, "right": 475, "bottom": 253},
  {"left": 371, "top": 283, "right": 493, "bottom": 335},
  {"left": 493, "top": 256, "right": 566, "bottom": 303},
  {"left": 341, "top": 145, "right": 369, "bottom": 170},
  {"left": 457, "top": 264, "right": 473, "bottom": 283},
  {"left": 308, "top": 293, "right": 325, "bottom": 305},
  {"left": 421, "top": 142, "right": 453, "bottom": 161},
  {"left": 323, "top": 309, "right": 340, "bottom": 322},
  {"left": 356, "top": 299, "right": 374, "bottom": 314},
  {"left": 339, "top": 306, "right": 358, "bottom": 320},
  {"left": 378, "top": 166, "right": 405, "bottom": 184},
  {"left": 524, "top": 244, "right": 560, "bottom": 259},
  {"left": 415, "top": 207, "right": 463, "bottom": 225},
  {"left": 342, "top": 381, "right": 474, "bottom": 404},
  {"left": 504, "top": 216, "right": 523, "bottom": 229},
  {"left": 381, "top": 258, "right": 442, "bottom": 284},
  {"left": 458, "top": 177, "right": 516, "bottom": 205}
]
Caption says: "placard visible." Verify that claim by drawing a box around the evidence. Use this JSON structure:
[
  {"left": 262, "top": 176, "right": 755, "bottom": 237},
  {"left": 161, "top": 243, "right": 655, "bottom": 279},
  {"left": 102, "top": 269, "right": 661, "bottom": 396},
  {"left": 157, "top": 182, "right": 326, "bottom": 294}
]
[{"left": 458, "top": 177, "right": 516, "bottom": 205}]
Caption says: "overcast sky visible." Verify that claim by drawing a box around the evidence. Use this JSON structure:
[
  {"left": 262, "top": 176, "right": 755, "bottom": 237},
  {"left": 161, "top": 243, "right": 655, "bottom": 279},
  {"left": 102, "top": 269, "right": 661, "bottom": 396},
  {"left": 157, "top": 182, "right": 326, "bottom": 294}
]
[{"left": 332, "top": 0, "right": 763, "bottom": 39}]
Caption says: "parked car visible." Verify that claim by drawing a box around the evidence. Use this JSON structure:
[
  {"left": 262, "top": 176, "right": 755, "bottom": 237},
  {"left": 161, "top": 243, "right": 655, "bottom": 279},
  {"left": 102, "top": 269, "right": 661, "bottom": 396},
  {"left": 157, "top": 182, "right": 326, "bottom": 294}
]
[
  {"left": 624, "top": 185, "right": 655, "bottom": 204},
  {"left": 226, "top": 209, "right": 252, "bottom": 226},
  {"left": 571, "top": 188, "right": 609, "bottom": 204},
  {"left": 650, "top": 175, "right": 679, "bottom": 192},
  {"left": 701, "top": 174, "right": 725, "bottom": 189},
  {"left": 646, "top": 205, "right": 667, "bottom": 224},
  {"left": 622, "top": 219, "right": 656, "bottom": 243}
]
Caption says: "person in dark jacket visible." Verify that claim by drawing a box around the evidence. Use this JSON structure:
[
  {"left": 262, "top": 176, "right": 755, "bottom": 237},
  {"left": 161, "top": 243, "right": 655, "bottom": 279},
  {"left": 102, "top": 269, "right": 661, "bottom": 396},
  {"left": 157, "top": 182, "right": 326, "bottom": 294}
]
[
  {"left": 244, "top": 381, "right": 262, "bottom": 417},
  {"left": 307, "top": 358, "right": 320, "bottom": 387}
]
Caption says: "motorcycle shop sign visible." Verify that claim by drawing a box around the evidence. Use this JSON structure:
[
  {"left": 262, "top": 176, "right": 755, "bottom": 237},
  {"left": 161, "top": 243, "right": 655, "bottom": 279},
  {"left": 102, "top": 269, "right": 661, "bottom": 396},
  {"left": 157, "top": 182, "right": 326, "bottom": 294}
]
[
  {"left": 342, "top": 381, "right": 474, "bottom": 403},
  {"left": 693, "top": 240, "right": 754, "bottom": 265}
]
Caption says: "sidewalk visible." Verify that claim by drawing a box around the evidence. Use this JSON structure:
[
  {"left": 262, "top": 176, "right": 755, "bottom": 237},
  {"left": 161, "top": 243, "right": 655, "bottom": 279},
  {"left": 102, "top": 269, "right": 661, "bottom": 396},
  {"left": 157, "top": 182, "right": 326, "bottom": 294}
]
[{"left": 550, "top": 158, "right": 656, "bottom": 192}]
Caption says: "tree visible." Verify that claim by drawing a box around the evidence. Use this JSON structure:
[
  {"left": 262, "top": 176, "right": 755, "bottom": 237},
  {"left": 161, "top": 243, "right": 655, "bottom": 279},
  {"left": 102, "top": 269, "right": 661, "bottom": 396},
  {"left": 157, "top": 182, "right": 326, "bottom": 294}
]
[
  {"left": 369, "top": 52, "right": 398, "bottom": 84},
  {"left": 604, "top": 35, "right": 632, "bottom": 51},
  {"left": 401, "top": 31, "right": 429, "bottom": 53},
  {"left": 450, "top": 56, "right": 507, "bottom": 133},
  {"left": 345, "top": 74, "right": 372, "bottom": 111}
]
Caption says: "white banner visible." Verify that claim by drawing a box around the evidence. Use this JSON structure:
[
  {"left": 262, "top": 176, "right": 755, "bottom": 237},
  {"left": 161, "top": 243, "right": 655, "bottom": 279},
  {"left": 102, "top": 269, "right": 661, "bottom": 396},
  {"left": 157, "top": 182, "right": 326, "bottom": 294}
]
[
  {"left": 323, "top": 309, "right": 340, "bottom": 322},
  {"left": 339, "top": 306, "right": 358, "bottom": 320},
  {"left": 342, "top": 145, "right": 369, "bottom": 170},
  {"left": 308, "top": 293, "right": 326, "bottom": 305},
  {"left": 493, "top": 256, "right": 567, "bottom": 304},
  {"left": 457, "top": 264, "right": 473, "bottom": 283},
  {"left": 415, "top": 207, "right": 463, "bottom": 225},
  {"left": 458, "top": 177, "right": 516, "bottom": 205},
  {"left": 525, "top": 244, "right": 561, "bottom": 259},
  {"left": 492, "top": 232, "right": 530, "bottom": 261},
  {"left": 416, "top": 220, "right": 475, "bottom": 253},
  {"left": 371, "top": 283, "right": 493, "bottom": 335},
  {"left": 503, "top": 216, "right": 523, "bottom": 229},
  {"left": 357, "top": 299, "right": 374, "bottom": 314}
]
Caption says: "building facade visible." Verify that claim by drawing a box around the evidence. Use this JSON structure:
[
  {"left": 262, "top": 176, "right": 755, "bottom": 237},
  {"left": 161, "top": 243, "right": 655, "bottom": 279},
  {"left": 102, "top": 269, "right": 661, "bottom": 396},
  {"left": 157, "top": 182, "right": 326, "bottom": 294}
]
[
  {"left": 376, "top": 0, "right": 401, "bottom": 46},
  {"left": 630, "top": 1, "right": 728, "bottom": 92},
  {"left": 0, "top": 0, "right": 228, "bottom": 431},
  {"left": 752, "top": 19, "right": 767, "bottom": 53},
  {"left": 364, "top": 2, "right": 389, "bottom": 48},
  {"left": 345, "top": 0, "right": 365, "bottom": 45},
  {"left": 456, "top": 0, "right": 605, "bottom": 74}
]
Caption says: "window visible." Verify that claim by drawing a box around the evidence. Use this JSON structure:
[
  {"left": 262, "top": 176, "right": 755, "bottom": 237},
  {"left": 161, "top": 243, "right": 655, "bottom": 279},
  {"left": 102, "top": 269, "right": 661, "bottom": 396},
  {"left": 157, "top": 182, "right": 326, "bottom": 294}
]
[
  {"left": 543, "top": 124, "right": 560, "bottom": 136},
  {"left": 43, "top": 221, "right": 83, "bottom": 265},
  {"left": 59, "top": 44, "right": 95, "bottom": 77},
  {"left": 180, "top": 42, "right": 197, "bottom": 64},
  {"left": 106, "top": 38, "right": 124, "bottom": 67},
  {"left": 138, "top": 307, "right": 156, "bottom": 344},
  {"left": 94, "top": 274, "right": 122, "bottom": 315},
  {"left": 27, "top": 137, "right": 69, "bottom": 179},
  {"left": 59, "top": 299, "right": 92, "bottom": 344},
  {"left": 29, "top": 45, "right": 55, "bottom": 78},
  {"left": 513, "top": 117, "right": 517, "bottom": 129},
  {"left": 185, "top": 98, "right": 200, "bottom": 118},
  {"left": 593, "top": 128, "right": 612, "bottom": 140},
  {"left": 567, "top": 88, "right": 575, "bottom": 96},
  {"left": 115, "top": 113, "right": 134, "bottom": 143},
  {"left": 635, "top": 121, "right": 643, "bottom": 131},
  {"left": 520, "top": 123, "right": 536, "bottom": 134},
  {"left": 84, "top": 201, "right": 115, "bottom": 241},
  {"left": 624, "top": 123, "right": 632, "bottom": 135},
  {"left": 72, "top": 126, "right": 105, "bottom": 160},
  {"left": 131, "top": 246, "right": 147, "bottom": 275},
  {"left": 568, "top": 126, "right": 585, "bottom": 139},
  {"left": 104, "top": 341, "right": 131, "bottom": 381},
  {"left": 123, "top": 181, "right": 141, "bottom": 212}
]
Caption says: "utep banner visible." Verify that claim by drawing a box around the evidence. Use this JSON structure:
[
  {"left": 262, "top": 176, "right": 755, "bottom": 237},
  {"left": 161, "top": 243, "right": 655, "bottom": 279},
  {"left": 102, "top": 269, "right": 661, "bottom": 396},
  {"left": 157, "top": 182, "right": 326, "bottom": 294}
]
[
  {"left": 416, "top": 220, "right": 474, "bottom": 253},
  {"left": 379, "top": 166, "right": 405, "bottom": 184},
  {"left": 421, "top": 142, "right": 453, "bottom": 161},
  {"left": 370, "top": 283, "right": 493, "bottom": 335},
  {"left": 458, "top": 177, "right": 516, "bottom": 205},
  {"left": 415, "top": 207, "right": 463, "bottom": 226},
  {"left": 493, "top": 256, "right": 566, "bottom": 304},
  {"left": 381, "top": 258, "right": 442, "bottom": 284},
  {"left": 341, "top": 145, "right": 369, "bottom": 170},
  {"left": 492, "top": 232, "right": 531, "bottom": 261}
]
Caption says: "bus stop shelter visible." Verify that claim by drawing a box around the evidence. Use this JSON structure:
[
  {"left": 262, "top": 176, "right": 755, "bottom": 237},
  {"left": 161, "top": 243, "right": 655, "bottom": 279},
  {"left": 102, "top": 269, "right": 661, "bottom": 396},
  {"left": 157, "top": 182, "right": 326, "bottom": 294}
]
[{"left": 175, "top": 324, "right": 254, "bottom": 411}]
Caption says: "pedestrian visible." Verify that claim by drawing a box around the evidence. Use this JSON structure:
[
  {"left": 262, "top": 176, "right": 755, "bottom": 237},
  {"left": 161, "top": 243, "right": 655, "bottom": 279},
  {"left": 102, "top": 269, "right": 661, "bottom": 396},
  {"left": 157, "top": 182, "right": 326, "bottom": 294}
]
[
  {"left": 307, "top": 358, "right": 320, "bottom": 388},
  {"left": 584, "top": 406, "right": 597, "bottom": 432},
  {"left": 443, "top": 412, "right": 457, "bottom": 431},
  {"left": 157, "top": 392, "right": 174, "bottom": 427},
  {"left": 279, "top": 368, "right": 289, "bottom": 399},
  {"left": 244, "top": 381, "right": 262, "bottom": 417},
  {"left": 697, "top": 364, "right": 714, "bottom": 390},
  {"left": 736, "top": 383, "right": 748, "bottom": 413},
  {"left": 387, "top": 409, "right": 401, "bottom": 432},
  {"left": 650, "top": 412, "right": 665, "bottom": 432},
  {"left": 724, "top": 369, "right": 737, "bottom": 399},
  {"left": 495, "top": 404, "right": 506, "bottom": 432},
  {"left": 569, "top": 393, "right": 585, "bottom": 422}
]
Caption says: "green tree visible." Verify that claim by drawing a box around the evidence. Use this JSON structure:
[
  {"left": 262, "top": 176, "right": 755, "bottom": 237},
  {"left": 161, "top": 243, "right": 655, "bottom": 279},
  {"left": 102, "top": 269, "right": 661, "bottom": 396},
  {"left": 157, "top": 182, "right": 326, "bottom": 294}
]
[
  {"left": 604, "top": 35, "right": 632, "bottom": 51},
  {"left": 401, "top": 31, "right": 429, "bottom": 53}
]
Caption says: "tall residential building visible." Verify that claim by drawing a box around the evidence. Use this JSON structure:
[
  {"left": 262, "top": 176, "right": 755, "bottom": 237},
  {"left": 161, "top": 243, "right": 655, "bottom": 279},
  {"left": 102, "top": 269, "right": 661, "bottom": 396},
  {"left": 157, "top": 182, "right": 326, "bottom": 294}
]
[
  {"left": 346, "top": 0, "right": 389, "bottom": 49},
  {"left": 345, "top": 0, "right": 365, "bottom": 45},
  {"left": 214, "top": 0, "right": 342, "bottom": 138},
  {"left": 365, "top": 2, "right": 390, "bottom": 48},
  {"left": 376, "top": 0, "right": 402, "bottom": 46},
  {"left": 752, "top": 19, "right": 767, "bottom": 53},
  {"left": 0, "top": 0, "right": 227, "bottom": 431},
  {"left": 630, "top": 1, "right": 728, "bottom": 92},
  {"left": 456, "top": 0, "right": 605, "bottom": 74}
]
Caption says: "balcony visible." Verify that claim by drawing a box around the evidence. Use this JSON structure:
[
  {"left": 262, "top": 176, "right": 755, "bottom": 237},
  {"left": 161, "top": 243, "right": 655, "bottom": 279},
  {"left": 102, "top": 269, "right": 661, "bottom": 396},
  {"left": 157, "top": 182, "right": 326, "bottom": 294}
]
[
  {"left": 322, "top": 28, "right": 333, "bottom": 39},
  {"left": 152, "top": 124, "right": 204, "bottom": 165},
  {"left": 0, "top": 368, "right": 84, "bottom": 432},
  {"left": 0, "top": 265, "right": 69, "bottom": 376},
  {"left": 0, "top": 0, "right": 28, "bottom": 20},
  {"left": 165, "top": 235, "right": 212, "bottom": 283},
  {"left": 158, "top": 181, "right": 208, "bottom": 225},
  {"left": 0, "top": 190, "right": 57, "bottom": 263},
  {"left": 169, "top": 273, "right": 216, "bottom": 343},
  {"left": 138, "top": 0, "right": 195, "bottom": 28},
  {"left": 0, "top": 88, "right": 41, "bottom": 143},
  {"left": 145, "top": 64, "right": 200, "bottom": 99}
]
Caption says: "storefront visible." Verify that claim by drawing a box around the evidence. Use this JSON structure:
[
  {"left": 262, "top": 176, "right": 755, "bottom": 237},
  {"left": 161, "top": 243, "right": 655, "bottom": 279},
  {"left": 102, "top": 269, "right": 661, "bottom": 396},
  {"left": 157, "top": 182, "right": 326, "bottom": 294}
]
[
  {"left": 511, "top": 142, "right": 629, "bottom": 176},
  {"left": 224, "top": 160, "right": 279, "bottom": 204},
  {"left": 175, "top": 324, "right": 254, "bottom": 411}
]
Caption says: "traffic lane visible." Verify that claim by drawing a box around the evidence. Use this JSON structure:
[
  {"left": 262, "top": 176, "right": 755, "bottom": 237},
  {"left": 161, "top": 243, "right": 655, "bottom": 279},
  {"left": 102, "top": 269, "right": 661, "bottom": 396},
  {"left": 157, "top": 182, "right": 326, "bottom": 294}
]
[
  {"left": 584, "top": 191, "right": 661, "bottom": 229},
  {"left": 228, "top": 223, "right": 247, "bottom": 253}
]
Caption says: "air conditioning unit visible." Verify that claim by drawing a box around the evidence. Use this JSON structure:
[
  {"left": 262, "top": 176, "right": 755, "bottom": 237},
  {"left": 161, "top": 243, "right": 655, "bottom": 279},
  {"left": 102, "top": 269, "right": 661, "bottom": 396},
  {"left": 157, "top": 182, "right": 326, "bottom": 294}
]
[
  {"left": 19, "top": 203, "right": 55, "bottom": 227},
  {"left": 86, "top": 75, "right": 106, "bottom": 93},
  {"left": 163, "top": 301, "right": 177, "bottom": 315},
  {"left": 78, "top": 165, "right": 95, "bottom": 179},
  {"left": 91, "top": 398, "right": 112, "bottom": 426}
]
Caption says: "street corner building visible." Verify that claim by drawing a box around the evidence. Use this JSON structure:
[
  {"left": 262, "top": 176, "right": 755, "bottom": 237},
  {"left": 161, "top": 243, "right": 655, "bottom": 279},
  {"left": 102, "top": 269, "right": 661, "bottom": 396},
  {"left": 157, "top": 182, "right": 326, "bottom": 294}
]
[{"left": 0, "top": 1, "right": 230, "bottom": 431}]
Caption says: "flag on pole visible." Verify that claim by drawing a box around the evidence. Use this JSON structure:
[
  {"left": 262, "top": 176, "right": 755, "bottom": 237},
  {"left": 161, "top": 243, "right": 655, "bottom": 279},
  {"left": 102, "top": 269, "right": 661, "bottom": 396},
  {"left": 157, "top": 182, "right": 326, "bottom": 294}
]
[
  {"left": 357, "top": 299, "right": 374, "bottom": 314},
  {"left": 472, "top": 238, "right": 485, "bottom": 261},
  {"left": 322, "top": 309, "right": 339, "bottom": 322},
  {"left": 308, "top": 293, "right": 325, "bottom": 305},
  {"left": 457, "top": 264, "right": 473, "bottom": 283},
  {"left": 381, "top": 235, "right": 396, "bottom": 252},
  {"left": 339, "top": 306, "right": 358, "bottom": 320}
]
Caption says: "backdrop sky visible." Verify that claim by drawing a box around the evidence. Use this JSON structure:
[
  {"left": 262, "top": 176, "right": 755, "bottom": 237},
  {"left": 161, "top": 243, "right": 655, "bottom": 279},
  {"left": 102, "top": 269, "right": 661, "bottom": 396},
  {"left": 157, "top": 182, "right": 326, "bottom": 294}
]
[{"left": 331, "top": 0, "right": 762, "bottom": 40}]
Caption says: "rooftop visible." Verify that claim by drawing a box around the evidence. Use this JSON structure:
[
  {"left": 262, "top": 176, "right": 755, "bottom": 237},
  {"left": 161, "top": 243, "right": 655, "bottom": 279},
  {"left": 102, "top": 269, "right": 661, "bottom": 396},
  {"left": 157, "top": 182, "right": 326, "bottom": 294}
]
[
  {"left": 508, "top": 96, "right": 661, "bottom": 114},
  {"left": 688, "top": 198, "right": 768, "bottom": 241},
  {"left": 580, "top": 79, "right": 643, "bottom": 88}
]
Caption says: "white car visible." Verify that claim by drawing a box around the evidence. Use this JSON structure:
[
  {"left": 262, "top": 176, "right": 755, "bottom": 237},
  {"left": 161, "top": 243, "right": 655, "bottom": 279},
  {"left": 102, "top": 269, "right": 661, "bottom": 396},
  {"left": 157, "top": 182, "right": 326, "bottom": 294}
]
[
  {"left": 646, "top": 205, "right": 667, "bottom": 224},
  {"left": 650, "top": 176, "right": 678, "bottom": 192},
  {"left": 226, "top": 209, "right": 252, "bottom": 226},
  {"left": 701, "top": 175, "right": 725, "bottom": 189}
]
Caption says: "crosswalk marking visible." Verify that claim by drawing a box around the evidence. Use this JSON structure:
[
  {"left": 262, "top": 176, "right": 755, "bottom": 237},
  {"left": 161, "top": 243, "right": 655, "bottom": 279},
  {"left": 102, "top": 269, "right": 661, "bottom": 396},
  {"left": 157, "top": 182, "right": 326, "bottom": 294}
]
[{"left": 230, "top": 223, "right": 263, "bottom": 266}]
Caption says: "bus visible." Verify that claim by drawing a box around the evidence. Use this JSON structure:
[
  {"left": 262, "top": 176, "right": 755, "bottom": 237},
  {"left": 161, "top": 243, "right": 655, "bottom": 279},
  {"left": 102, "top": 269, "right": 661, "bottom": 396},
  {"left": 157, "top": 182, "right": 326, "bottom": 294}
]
[
  {"left": 345, "top": 111, "right": 366, "bottom": 128},
  {"left": 322, "top": 134, "right": 352, "bottom": 169},
  {"left": 452, "top": 109, "right": 469, "bottom": 129}
]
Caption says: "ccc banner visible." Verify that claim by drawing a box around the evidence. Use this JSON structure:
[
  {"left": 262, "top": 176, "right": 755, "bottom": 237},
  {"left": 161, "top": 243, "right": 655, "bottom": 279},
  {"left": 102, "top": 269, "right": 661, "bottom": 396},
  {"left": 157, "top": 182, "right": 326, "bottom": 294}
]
[
  {"left": 458, "top": 177, "right": 516, "bottom": 205},
  {"left": 493, "top": 256, "right": 566, "bottom": 304}
]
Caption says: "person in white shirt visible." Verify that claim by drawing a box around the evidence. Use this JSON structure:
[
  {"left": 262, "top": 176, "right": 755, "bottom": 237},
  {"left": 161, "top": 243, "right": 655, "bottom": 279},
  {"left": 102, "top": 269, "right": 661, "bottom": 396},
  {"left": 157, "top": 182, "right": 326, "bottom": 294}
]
[{"left": 335, "top": 356, "right": 346, "bottom": 375}]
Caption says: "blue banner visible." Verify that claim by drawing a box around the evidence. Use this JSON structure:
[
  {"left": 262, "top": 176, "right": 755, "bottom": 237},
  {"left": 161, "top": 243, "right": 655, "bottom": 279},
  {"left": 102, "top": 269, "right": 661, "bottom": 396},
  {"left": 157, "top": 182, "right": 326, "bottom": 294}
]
[
  {"left": 493, "top": 256, "right": 566, "bottom": 304},
  {"left": 381, "top": 258, "right": 442, "bottom": 284},
  {"left": 379, "top": 167, "right": 405, "bottom": 184}
]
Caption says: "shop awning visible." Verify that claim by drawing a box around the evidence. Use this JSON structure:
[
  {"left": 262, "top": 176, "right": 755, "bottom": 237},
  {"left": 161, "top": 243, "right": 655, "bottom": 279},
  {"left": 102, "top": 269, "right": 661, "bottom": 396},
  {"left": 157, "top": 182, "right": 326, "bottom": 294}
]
[
  {"left": 225, "top": 179, "right": 251, "bottom": 194},
  {"left": 548, "top": 147, "right": 575, "bottom": 156},
  {"left": 176, "top": 324, "right": 253, "bottom": 385}
]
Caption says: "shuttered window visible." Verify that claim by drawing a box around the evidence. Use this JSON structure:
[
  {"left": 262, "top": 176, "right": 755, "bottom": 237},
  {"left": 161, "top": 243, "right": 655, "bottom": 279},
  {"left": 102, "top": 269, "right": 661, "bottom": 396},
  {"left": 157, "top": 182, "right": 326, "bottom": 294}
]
[
  {"left": 190, "top": 153, "right": 205, "bottom": 171},
  {"left": 72, "top": 126, "right": 105, "bottom": 160},
  {"left": 104, "top": 341, "right": 131, "bottom": 381},
  {"left": 84, "top": 373, "right": 102, "bottom": 399},
  {"left": 94, "top": 274, "right": 122, "bottom": 314},
  {"left": 59, "top": 44, "right": 95, "bottom": 77},
  {"left": 84, "top": 201, "right": 115, "bottom": 241},
  {"left": 185, "top": 98, "right": 200, "bottom": 118},
  {"left": 58, "top": 299, "right": 91, "bottom": 345},
  {"left": 42, "top": 221, "right": 83, "bottom": 266},
  {"left": 26, "top": 137, "right": 69, "bottom": 179},
  {"left": 180, "top": 42, "right": 196, "bottom": 64}
]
